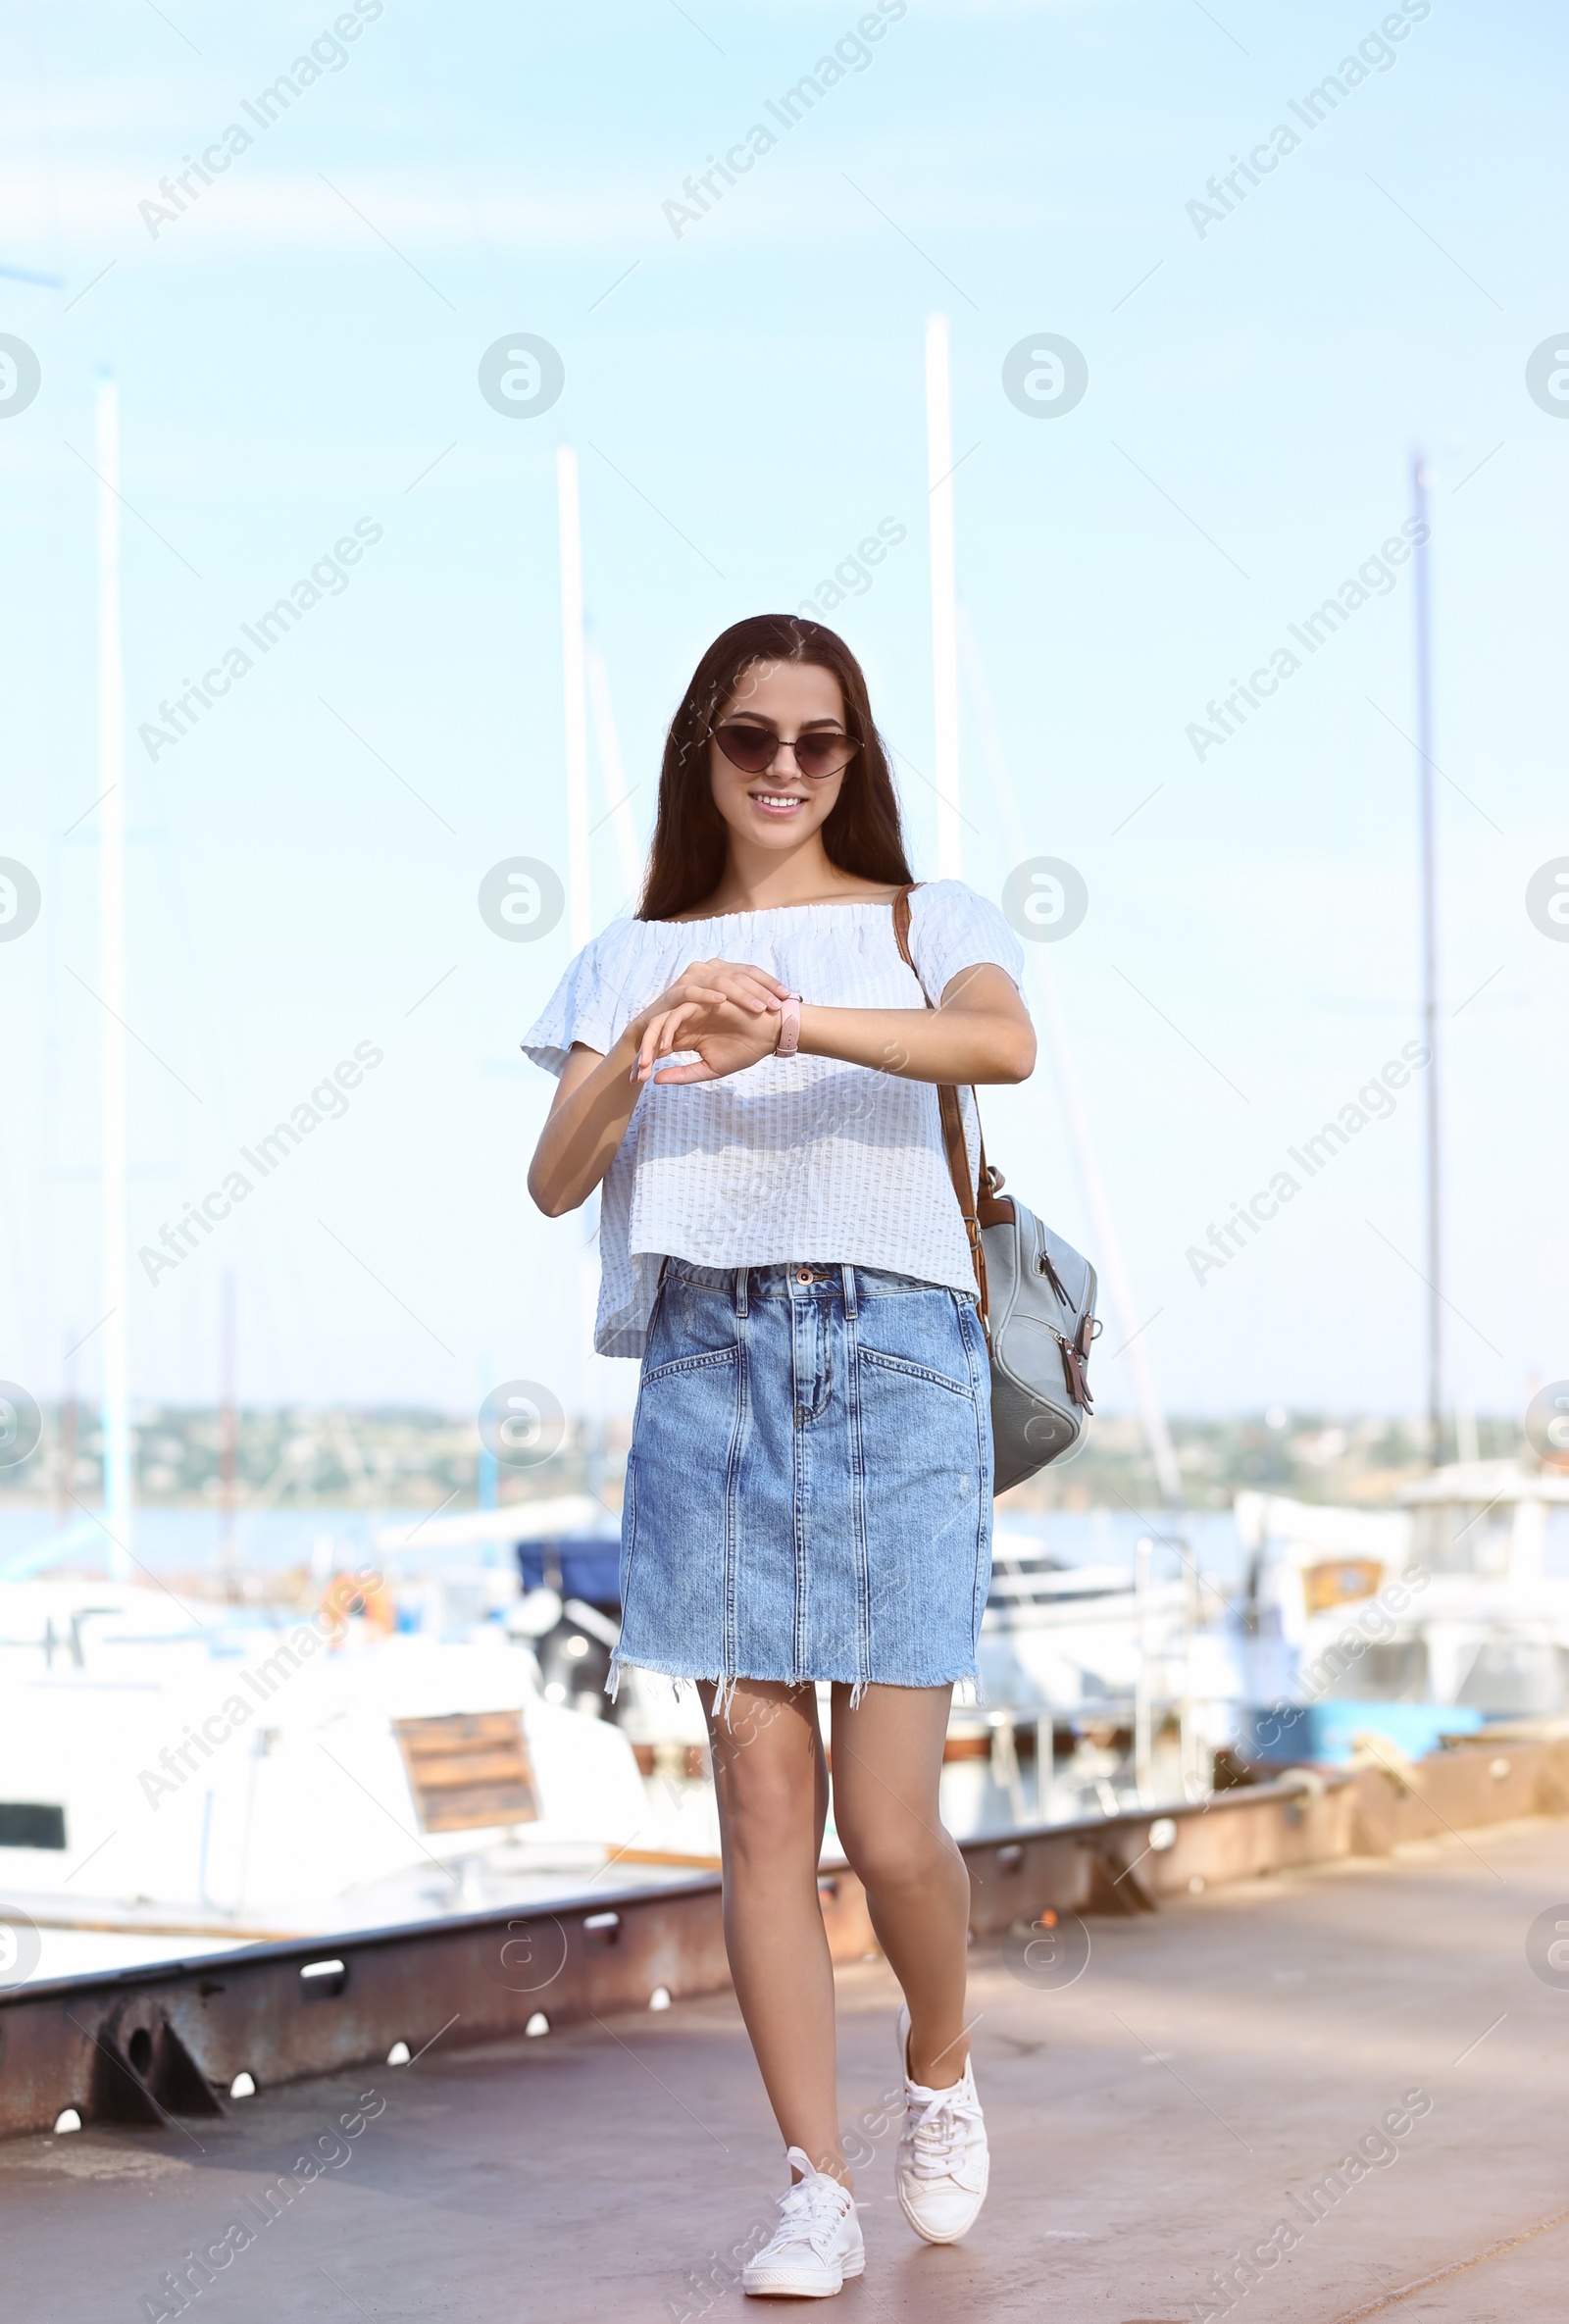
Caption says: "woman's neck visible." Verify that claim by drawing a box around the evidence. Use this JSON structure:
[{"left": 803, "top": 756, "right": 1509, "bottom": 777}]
[{"left": 685, "top": 835, "right": 897, "bottom": 921}]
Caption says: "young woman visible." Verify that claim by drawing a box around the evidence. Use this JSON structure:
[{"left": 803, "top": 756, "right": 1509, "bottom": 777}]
[{"left": 524, "top": 614, "right": 1033, "bottom": 2298}]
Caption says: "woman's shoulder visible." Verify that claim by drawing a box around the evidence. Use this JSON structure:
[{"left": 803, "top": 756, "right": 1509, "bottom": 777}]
[
  {"left": 910, "top": 878, "right": 1005, "bottom": 926},
  {"left": 578, "top": 913, "right": 678, "bottom": 966},
  {"left": 539, "top": 913, "right": 684, "bottom": 1019},
  {"left": 908, "top": 879, "right": 1025, "bottom": 982}
]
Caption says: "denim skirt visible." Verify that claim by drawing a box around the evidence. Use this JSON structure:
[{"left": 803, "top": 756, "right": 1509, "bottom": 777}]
[{"left": 613, "top": 1259, "right": 993, "bottom": 1699}]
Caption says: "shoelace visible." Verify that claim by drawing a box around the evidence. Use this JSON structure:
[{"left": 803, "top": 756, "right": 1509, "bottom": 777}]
[
  {"left": 763, "top": 2162, "right": 851, "bottom": 2257},
  {"left": 905, "top": 2077, "right": 984, "bottom": 2181}
]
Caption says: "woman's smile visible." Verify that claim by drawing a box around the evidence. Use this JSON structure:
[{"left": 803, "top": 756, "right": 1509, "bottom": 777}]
[{"left": 748, "top": 788, "right": 809, "bottom": 818}]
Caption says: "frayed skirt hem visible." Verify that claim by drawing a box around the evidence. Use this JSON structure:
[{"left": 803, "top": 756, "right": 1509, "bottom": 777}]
[{"left": 607, "top": 1651, "right": 983, "bottom": 1719}]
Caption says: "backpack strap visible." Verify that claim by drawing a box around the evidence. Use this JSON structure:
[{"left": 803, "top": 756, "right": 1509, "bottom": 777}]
[{"left": 891, "top": 883, "right": 994, "bottom": 1322}]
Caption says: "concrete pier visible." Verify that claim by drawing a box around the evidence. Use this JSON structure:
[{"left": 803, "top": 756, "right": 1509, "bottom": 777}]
[{"left": 4, "top": 1813, "right": 1566, "bottom": 2321}]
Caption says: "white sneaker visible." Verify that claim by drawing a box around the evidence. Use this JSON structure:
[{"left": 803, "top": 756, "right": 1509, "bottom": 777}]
[
  {"left": 894, "top": 2005, "right": 989, "bottom": 2244},
  {"left": 741, "top": 2147, "right": 865, "bottom": 2299}
]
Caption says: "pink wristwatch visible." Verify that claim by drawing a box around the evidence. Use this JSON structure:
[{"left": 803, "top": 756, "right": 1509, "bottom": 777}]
[{"left": 775, "top": 992, "right": 803, "bottom": 1059}]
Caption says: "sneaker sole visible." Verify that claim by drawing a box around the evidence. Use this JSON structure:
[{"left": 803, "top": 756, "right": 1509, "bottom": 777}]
[{"left": 742, "top": 2253, "right": 866, "bottom": 2298}]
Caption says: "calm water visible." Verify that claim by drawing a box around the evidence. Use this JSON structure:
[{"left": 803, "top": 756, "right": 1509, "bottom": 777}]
[{"left": 0, "top": 1503, "right": 1247, "bottom": 1588}]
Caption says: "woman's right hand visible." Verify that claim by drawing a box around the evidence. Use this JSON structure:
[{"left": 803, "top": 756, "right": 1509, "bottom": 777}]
[{"left": 630, "top": 959, "right": 790, "bottom": 1087}]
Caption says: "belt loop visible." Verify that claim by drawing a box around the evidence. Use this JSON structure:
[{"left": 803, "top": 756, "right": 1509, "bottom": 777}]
[
  {"left": 840, "top": 1262, "right": 857, "bottom": 1320},
  {"left": 734, "top": 1266, "right": 749, "bottom": 1319}
]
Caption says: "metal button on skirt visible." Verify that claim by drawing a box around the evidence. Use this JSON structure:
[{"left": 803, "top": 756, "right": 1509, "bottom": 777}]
[{"left": 612, "top": 1260, "right": 993, "bottom": 1700}]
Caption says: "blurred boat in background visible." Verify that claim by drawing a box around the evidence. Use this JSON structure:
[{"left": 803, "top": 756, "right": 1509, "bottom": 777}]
[
  {"left": 6, "top": 1457, "right": 1564, "bottom": 1981},
  {"left": 1233, "top": 1458, "right": 1569, "bottom": 1761}
]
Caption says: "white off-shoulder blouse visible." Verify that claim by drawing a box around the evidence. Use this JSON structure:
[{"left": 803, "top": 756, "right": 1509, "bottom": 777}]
[{"left": 522, "top": 881, "right": 1027, "bottom": 1357}]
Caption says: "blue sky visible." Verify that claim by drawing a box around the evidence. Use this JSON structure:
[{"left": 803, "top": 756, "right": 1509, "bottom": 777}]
[{"left": 1, "top": 0, "right": 1564, "bottom": 1432}]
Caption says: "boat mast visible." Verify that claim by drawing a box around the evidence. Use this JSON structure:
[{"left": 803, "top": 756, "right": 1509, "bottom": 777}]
[
  {"left": 585, "top": 646, "right": 644, "bottom": 913},
  {"left": 556, "top": 445, "right": 592, "bottom": 952},
  {"left": 96, "top": 377, "right": 131, "bottom": 1576},
  {"left": 1411, "top": 451, "right": 1442, "bottom": 1465},
  {"left": 556, "top": 444, "right": 601, "bottom": 1486},
  {"left": 925, "top": 315, "right": 963, "bottom": 878},
  {"left": 219, "top": 1270, "right": 237, "bottom": 1592}
]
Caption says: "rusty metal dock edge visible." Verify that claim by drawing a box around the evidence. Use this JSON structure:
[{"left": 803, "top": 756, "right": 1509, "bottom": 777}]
[{"left": 3, "top": 1738, "right": 1566, "bottom": 2141}]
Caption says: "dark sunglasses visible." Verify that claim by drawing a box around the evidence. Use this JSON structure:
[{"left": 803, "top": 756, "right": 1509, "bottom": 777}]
[{"left": 712, "top": 723, "right": 859, "bottom": 781}]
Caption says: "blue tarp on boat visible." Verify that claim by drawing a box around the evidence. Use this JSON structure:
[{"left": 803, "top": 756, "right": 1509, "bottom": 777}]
[{"left": 516, "top": 1536, "right": 621, "bottom": 1610}]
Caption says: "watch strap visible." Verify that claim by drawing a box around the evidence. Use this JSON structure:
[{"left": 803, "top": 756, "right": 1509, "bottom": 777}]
[{"left": 775, "top": 991, "right": 802, "bottom": 1058}]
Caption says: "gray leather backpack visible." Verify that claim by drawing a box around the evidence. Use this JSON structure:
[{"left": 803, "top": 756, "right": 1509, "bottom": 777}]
[{"left": 893, "top": 887, "right": 1099, "bottom": 1494}]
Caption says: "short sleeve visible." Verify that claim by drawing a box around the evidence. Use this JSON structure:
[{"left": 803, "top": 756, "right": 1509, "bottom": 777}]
[
  {"left": 521, "top": 920, "right": 647, "bottom": 1078},
  {"left": 908, "top": 880, "right": 1026, "bottom": 1003}
]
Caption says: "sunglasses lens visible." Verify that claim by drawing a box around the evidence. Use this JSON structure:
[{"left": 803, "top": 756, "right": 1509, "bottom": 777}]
[
  {"left": 713, "top": 726, "right": 857, "bottom": 778},
  {"left": 714, "top": 725, "right": 778, "bottom": 774},
  {"left": 794, "top": 735, "right": 855, "bottom": 779}
]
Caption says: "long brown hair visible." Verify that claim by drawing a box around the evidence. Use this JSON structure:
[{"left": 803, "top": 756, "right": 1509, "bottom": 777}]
[{"left": 637, "top": 615, "right": 912, "bottom": 922}]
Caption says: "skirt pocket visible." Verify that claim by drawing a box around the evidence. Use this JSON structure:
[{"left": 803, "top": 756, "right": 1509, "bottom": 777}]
[
  {"left": 860, "top": 1345, "right": 976, "bottom": 1397},
  {"left": 618, "top": 1342, "right": 742, "bottom": 1681},
  {"left": 854, "top": 1312, "right": 989, "bottom": 1686}
]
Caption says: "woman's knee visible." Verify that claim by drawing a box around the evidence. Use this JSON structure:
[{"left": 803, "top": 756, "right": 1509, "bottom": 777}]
[
  {"left": 716, "top": 1746, "right": 814, "bottom": 1835},
  {"left": 835, "top": 1810, "right": 955, "bottom": 1896},
  {"left": 709, "top": 1696, "right": 821, "bottom": 1840}
]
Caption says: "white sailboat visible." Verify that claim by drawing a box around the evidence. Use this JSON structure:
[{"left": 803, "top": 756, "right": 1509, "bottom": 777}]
[{"left": 0, "top": 1562, "right": 705, "bottom": 1983}]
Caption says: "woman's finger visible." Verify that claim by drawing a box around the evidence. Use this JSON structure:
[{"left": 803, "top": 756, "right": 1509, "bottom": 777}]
[
  {"left": 713, "top": 962, "right": 786, "bottom": 998},
  {"left": 684, "top": 961, "right": 788, "bottom": 1004},
  {"left": 654, "top": 1003, "right": 698, "bottom": 1058},
  {"left": 646, "top": 1008, "right": 687, "bottom": 1071},
  {"left": 637, "top": 1004, "right": 697, "bottom": 1079},
  {"left": 633, "top": 1010, "right": 676, "bottom": 1081},
  {"left": 678, "top": 970, "right": 772, "bottom": 1016},
  {"left": 714, "top": 959, "right": 789, "bottom": 996},
  {"left": 652, "top": 1057, "right": 718, "bottom": 1085},
  {"left": 661, "top": 992, "right": 752, "bottom": 1050},
  {"left": 705, "top": 973, "right": 783, "bottom": 1017}
]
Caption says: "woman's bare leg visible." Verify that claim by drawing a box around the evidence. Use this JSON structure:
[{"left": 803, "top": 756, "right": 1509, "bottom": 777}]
[
  {"left": 830, "top": 1684, "right": 972, "bottom": 2089},
  {"left": 699, "top": 1679, "right": 847, "bottom": 2185}
]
